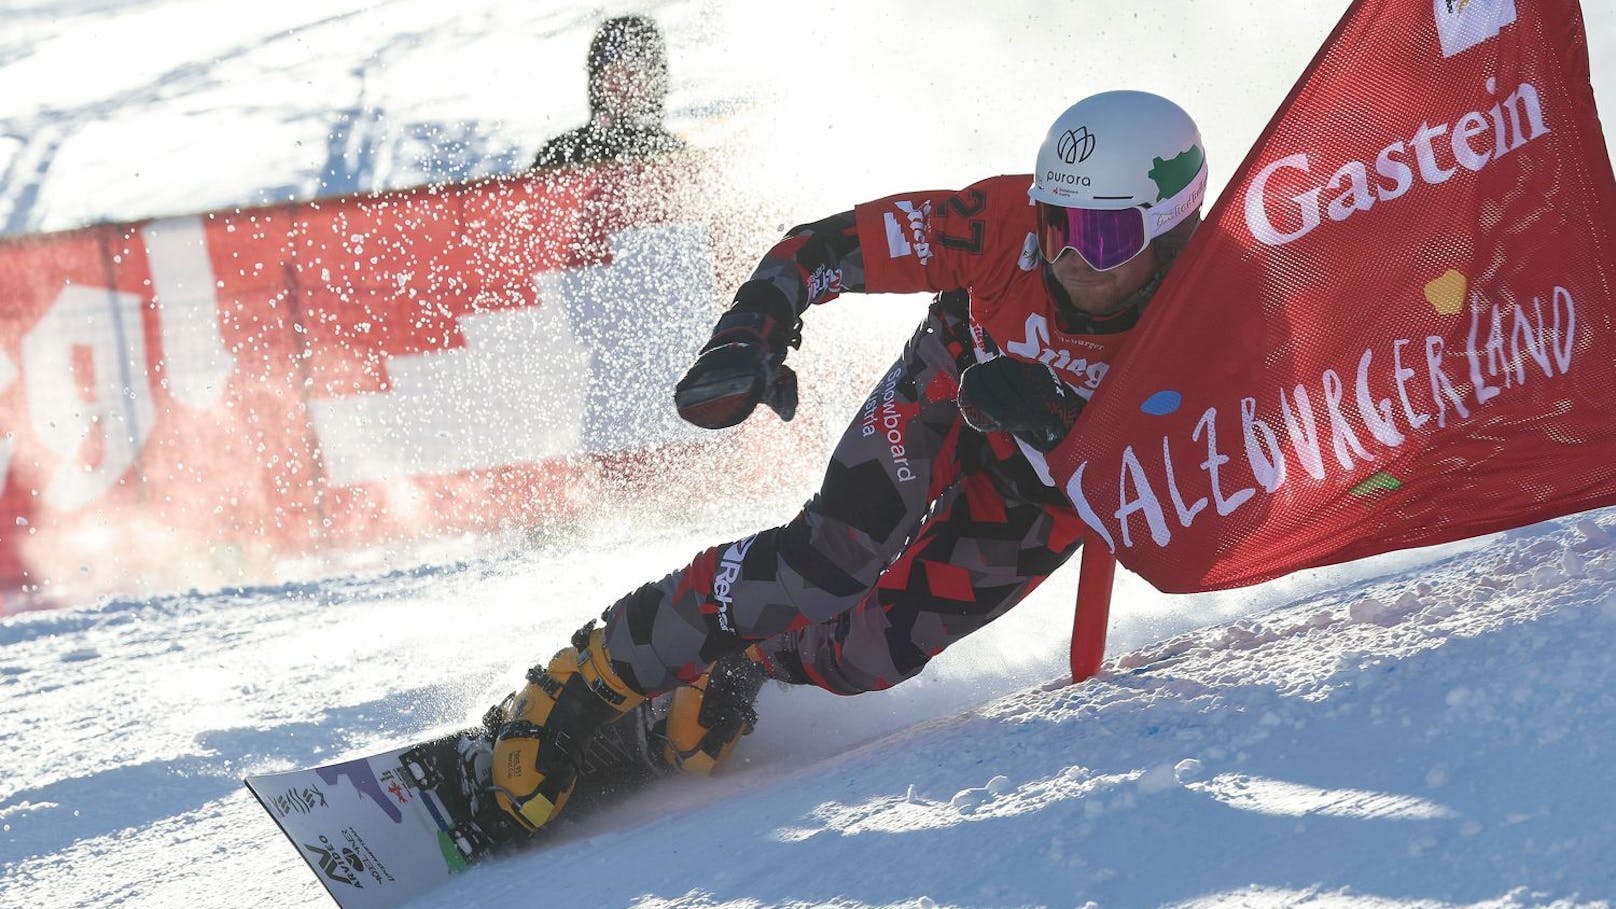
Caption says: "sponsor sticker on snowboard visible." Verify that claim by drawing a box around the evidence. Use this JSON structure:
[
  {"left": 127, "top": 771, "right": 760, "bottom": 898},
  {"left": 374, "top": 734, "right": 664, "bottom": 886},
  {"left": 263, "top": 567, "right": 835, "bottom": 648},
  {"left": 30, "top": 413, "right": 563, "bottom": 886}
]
[{"left": 246, "top": 743, "right": 467, "bottom": 909}]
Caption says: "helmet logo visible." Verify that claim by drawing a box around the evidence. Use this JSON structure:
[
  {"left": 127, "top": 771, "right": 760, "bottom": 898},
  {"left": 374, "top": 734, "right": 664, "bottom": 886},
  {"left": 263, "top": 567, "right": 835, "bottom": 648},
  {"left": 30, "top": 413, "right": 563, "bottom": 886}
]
[
  {"left": 1057, "top": 127, "right": 1096, "bottom": 165},
  {"left": 1147, "top": 145, "right": 1206, "bottom": 201}
]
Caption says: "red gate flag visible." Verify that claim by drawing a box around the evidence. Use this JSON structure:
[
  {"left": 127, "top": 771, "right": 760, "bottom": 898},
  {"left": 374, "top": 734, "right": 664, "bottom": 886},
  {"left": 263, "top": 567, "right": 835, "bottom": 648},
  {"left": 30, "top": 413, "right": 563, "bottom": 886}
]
[{"left": 1046, "top": 0, "right": 1616, "bottom": 593}]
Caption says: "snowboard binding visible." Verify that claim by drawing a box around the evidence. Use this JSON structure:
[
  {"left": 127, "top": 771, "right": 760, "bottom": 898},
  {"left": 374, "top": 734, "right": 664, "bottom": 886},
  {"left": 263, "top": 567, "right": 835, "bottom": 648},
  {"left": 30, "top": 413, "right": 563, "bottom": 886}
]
[{"left": 396, "top": 692, "right": 676, "bottom": 863}]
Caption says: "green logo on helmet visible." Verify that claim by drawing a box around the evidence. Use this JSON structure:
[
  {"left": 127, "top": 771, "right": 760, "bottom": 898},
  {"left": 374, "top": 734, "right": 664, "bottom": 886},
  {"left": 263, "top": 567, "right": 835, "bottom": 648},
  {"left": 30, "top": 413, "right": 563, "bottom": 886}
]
[{"left": 1148, "top": 145, "right": 1205, "bottom": 201}]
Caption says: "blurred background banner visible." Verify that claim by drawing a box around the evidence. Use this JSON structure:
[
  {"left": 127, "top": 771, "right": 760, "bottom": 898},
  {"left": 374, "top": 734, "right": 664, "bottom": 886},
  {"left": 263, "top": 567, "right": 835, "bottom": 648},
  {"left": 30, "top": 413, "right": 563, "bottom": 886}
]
[
  {"left": 0, "top": 159, "right": 731, "bottom": 604},
  {"left": 1053, "top": 0, "right": 1616, "bottom": 592}
]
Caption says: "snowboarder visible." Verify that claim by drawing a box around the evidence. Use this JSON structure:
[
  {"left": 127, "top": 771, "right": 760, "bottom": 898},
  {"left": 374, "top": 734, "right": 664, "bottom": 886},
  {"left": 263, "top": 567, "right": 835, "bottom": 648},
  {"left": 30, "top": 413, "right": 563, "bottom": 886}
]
[
  {"left": 488, "top": 90, "right": 1210, "bottom": 837},
  {"left": 530, "top": 15, "right": 686, "bottom": 170}
]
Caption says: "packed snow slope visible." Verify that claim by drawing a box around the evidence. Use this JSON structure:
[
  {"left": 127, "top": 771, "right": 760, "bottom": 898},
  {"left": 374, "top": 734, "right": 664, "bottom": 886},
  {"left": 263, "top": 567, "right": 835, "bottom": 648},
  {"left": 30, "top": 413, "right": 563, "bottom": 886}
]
[
  {"left": 3, "top": 1, "right": 1616, "bottom": 908},
  {"left": 3, "top": 504, "right": 1615, "bottom": 908}
]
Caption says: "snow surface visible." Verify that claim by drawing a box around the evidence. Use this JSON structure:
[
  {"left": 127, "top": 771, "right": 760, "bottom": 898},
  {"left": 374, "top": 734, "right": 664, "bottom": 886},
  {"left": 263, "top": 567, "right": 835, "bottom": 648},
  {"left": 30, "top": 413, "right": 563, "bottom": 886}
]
[
  {"left": 4, "top": 499, "right": 1615, "bottom": 908},
  {"left": 3, "top": 1, "right": 1616, "bottom": 908}
]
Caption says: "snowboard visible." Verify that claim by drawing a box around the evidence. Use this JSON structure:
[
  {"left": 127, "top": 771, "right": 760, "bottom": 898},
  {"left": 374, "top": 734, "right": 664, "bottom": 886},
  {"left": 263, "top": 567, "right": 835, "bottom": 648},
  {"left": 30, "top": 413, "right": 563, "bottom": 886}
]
[{"left": 244, "top": 700, "right": 668, "bottom": 909}]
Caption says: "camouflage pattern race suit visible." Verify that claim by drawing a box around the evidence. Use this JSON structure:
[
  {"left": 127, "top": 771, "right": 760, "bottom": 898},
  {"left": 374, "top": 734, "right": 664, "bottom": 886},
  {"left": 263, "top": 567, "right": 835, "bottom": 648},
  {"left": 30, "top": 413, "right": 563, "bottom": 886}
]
[{"left": 602, "top": 174, "right": 1142, "bottom": 697}]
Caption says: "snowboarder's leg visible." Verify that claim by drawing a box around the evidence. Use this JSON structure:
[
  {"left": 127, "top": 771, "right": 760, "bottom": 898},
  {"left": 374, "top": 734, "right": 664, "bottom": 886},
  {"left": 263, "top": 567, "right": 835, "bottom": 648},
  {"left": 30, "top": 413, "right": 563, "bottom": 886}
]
[
  {"left": 757, "top": 453, "right": 1086, "bottom": 695},
  {"left": 649, "top": 442, "right": 1082, "bottom": 776}
]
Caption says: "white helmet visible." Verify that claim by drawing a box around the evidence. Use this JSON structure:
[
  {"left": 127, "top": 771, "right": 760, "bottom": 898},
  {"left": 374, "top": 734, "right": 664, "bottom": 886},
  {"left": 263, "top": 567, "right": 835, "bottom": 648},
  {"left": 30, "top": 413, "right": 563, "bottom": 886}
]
[{"left": 1030, "top": 91, "right": 1207, "bottom": 246}]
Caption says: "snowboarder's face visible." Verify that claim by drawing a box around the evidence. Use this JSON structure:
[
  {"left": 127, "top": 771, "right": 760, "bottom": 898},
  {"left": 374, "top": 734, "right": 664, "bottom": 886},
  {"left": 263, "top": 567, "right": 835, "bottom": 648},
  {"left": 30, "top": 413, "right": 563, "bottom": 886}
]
[
  {"left": 595, "top": 61, "right": 658, "bottom": 121},
  {"left": 1048, "top": 243, "right": 1160, "bottom": 318}
]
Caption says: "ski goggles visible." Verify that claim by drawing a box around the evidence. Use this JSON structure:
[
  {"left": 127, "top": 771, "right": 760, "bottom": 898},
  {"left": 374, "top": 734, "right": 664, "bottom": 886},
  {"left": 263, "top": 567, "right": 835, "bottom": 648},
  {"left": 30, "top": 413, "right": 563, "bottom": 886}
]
[
  {"left": 1035, "top": 163, "right": 1209, "bottom": 271},
  {"left": 1035, "top": 203, "right": 1149, "bottom": 271}
]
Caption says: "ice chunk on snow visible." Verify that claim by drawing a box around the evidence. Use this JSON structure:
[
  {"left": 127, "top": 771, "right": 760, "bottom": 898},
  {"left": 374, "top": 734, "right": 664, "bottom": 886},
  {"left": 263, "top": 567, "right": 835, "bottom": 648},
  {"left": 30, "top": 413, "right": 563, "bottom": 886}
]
[
  {"left": 1137, "top": 763, "right": 1177, "bottom": 794},
  {"left": 951, "top": 776, "right": 1011, "bottom": 813},
  {"left": 1576, "top": 518, "right": 1612, "bottom": 546},
  {"left": 1348, "top": 597, "right": 1399, "bottom": 626},
  {"left": 1174, "top": 758, "right": 1207, "bottom": 784},
  {"left": 1562, "top": 547, "right": 1585, "bottom": 579}
]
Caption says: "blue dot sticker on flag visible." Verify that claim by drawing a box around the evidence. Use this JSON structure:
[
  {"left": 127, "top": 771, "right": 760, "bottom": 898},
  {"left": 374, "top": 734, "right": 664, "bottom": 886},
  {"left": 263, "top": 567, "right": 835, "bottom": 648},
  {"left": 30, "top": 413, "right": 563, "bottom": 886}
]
[{"left": 1140, "top": 390, "right": 1182, "bottom": 416}]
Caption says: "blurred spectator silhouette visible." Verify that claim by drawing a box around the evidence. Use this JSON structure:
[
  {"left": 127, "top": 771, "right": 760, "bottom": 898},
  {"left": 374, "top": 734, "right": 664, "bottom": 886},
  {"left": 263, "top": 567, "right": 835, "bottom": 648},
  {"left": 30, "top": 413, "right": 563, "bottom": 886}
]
[{"left": 531, "top": 15, "right": 686, "bottom": 169}]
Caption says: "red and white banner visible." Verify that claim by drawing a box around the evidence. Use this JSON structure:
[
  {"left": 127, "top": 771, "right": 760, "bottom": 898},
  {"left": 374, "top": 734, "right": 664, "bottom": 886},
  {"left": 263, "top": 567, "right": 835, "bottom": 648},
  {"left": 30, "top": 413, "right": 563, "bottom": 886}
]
[
  {"left": 0, "top": 161, "right": 730, "bottom": 604},
  {"left": 1050, "top": 0, "right": 1616, "bottom": 592}
]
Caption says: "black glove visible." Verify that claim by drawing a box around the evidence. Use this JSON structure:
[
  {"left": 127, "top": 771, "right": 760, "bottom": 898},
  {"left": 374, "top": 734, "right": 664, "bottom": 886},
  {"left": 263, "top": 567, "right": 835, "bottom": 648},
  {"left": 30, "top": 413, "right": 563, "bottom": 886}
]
[
  {"left": 675, "top": 288, "right": 801, "bottom": 430},
  {"left": 956, "top": 356, "right": 1086, "bottom": 452}
]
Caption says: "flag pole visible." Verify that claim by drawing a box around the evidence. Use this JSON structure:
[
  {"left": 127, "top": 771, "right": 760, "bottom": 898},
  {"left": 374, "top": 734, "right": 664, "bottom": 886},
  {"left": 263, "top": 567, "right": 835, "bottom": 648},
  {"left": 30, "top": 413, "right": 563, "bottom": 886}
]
[{"left": 1070, "top": 537, "right": 1115, "bottom": 683}]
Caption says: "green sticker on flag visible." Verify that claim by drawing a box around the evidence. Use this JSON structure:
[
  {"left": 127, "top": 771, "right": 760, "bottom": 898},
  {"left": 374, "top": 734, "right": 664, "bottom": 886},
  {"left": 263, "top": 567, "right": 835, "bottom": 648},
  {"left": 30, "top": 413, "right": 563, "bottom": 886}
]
[{"left": 1350, "top": 471, "right": 1403, "bottom": 496}]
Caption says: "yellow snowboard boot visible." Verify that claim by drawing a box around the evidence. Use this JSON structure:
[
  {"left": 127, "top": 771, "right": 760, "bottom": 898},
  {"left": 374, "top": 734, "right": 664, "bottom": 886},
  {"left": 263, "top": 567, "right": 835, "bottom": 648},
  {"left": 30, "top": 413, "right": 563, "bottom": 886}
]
[
  {"left": 489, "top": 624, "right": 646, "bottom": 832},
  {"left": 660, "top": 646, "right": 767, "bottom": 776}
]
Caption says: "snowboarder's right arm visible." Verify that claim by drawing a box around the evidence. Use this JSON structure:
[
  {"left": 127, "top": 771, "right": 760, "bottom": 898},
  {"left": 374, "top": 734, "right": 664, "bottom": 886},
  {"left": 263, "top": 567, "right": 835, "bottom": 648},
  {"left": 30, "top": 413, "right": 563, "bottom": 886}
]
[
  {"left": 673, "top": 209, "right": 864, "bottom": 430},
  {"left": 675, "top": 195, "right": 965, "bottom": 430}
]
